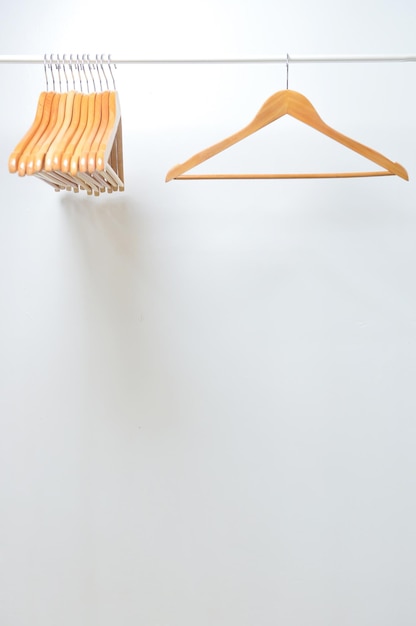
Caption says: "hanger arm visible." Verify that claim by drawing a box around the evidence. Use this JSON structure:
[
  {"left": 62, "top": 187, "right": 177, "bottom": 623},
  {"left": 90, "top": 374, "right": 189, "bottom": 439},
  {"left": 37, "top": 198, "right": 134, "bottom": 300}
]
[
  {"left": 166, "top": 126, "right": 268, "bottom": 181},
  {"left": 285, "top": 90, "right": 408, "bottom": 180},
  {"left": 8, "top": 92, "right": 48, "bottom": 173},
  {"left": 165, "top": 95, "right": 288, "bottom": 181}
]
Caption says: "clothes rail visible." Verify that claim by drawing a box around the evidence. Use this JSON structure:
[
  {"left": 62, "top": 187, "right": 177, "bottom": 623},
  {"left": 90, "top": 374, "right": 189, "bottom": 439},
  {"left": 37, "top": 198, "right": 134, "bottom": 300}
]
[{"left": 1, "top": 54, "right": 416, "bottom": 65}]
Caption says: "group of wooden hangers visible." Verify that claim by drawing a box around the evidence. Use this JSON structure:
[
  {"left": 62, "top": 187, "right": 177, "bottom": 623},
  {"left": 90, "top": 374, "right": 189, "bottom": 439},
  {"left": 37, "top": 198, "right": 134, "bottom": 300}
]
[
  {"left": 166, "top": 81, "right": 409, "bottom": 181},
  {"left": 9, "top": 54, "right": 124, "bottom": 195}
]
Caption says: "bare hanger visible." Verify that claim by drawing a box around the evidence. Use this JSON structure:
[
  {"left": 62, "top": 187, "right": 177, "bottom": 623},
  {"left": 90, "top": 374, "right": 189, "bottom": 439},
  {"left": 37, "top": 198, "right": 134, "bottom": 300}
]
[{"left": 166, "top": 84, "right": 408, "bottom": 181}]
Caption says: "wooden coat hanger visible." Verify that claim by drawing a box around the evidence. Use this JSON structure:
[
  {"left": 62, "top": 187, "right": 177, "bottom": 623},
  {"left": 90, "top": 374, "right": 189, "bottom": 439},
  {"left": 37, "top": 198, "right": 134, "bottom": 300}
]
[
  {"left": 166, "top": 88, "right": 409, "bottom": 181},
  {"left": 31, "top": 91, "right": 67, "bottom": 174},
  {"left": 52, "top": 91, "right": 83, "bottom": 172},
  {"left": 94, "top": 90, "right": 124, "bottom": 191},
  {"left": 8, "top": 91, "right": 49, "bottom": 174},
  {"left": 12, "top": 91, "right": 56, "bottom": 176},
  {"left": 44, "top": 90, "right": 76, "bottom": 171}
]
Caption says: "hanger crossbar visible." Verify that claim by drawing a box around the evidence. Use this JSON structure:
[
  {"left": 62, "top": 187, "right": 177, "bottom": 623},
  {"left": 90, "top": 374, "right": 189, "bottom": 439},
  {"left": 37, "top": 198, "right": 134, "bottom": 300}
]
[{"left": 174, "top": 171, "right": 395, "bottom": 180}]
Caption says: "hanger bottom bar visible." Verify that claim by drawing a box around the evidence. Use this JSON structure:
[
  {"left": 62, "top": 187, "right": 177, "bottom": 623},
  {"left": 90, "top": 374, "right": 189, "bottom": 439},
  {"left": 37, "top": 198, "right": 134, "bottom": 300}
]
[{"left": 174, "top": 171, "right": 395, "bottom": 180}]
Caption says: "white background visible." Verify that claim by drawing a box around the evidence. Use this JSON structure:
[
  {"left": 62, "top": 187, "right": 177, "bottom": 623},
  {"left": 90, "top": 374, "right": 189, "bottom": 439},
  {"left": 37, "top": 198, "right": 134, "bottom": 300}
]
[{"left": 1, "top": 2, "right": 416, "bottom": 625}]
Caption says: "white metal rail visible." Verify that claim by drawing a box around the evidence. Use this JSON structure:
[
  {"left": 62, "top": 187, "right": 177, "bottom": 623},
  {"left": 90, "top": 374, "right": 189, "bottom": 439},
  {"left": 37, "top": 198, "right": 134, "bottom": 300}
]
[{"left": 0, "top": 54, "right": 416, "bottom": 65}]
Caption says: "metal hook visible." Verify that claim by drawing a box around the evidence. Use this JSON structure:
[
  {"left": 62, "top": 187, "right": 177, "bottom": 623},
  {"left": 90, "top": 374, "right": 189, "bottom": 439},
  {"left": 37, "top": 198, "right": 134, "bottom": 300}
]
[
  {"left": 69, "top": 54, "right": 76, "bottom": 90},
  {"left": 101, "top": 54, "right": 109, "bottom": 90},
  {"left": 43, "top": 53, "right": 49, "bottom": 91},
  {"left": 56, "top": 53, "right": 62, "bottom": 92},
  {"left": 49, "top": 53, "right": 55, "bottom": 91},
  {"left": 87, "top": 54, "right": 96, "bottom": 92},
  {"left": 76, "top": 54, "right": 83, "bottom": 92},
  {"left": 95, "top": 54, "right": 103, "bottom": 91},
  {"left": 62, "top": 53, "right": 69, "bottom": 91},
  {"left": 82, "top": 54, "right": 90, "bottom": 93},
  {"left": 107, "top": 54, "right": 116, "bottom": 90},
  {"left": 286, "top": 53, "right": 290, "bottom": 89}
]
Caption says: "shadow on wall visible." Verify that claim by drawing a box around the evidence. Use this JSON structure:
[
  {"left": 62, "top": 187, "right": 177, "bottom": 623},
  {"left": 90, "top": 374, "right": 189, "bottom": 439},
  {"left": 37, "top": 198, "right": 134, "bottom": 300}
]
[
  {"left": 60, "top": 193, "right": 139, "bottom": 260},
  {"left": 58, "top": 193, "right": 183, "bottom": 426}
]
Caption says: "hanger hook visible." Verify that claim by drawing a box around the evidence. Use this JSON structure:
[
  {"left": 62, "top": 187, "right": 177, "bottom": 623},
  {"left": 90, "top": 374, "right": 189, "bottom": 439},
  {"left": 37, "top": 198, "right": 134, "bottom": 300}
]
[
  {"left": 100, "top": 54, "right": 109, "bottom": 90},
  {"left": 49, "top": 53, "right": 55, "bottom": 91},
  {"left": 76, "top": 54, "right": 83, "bottom": 92},
  {"left": 62, "top": 53, "right": 69, "bottom": 91},
  {"left": 95, "top": 54, "right": 103, "bottom": 91},
  {"left": 107, "top": 54, "right": 116, "bottom": 90},
  {"left": 82, "top": 53, "right": 90, "bottom": 93},
  {"left": 43, "top": 53, "right": 49, "bottom": 91},
  {"left": 69, "top": 54, "right": 76, "bottom": 90},
  {"left": 87, "top": 54, "right": 96, "bottom": 92},
  {"left": 286, "top": 53, "right": 290, "bottom": 89},
  {"left": 56, "top": 53, "right": 62, "bottom": 92}
]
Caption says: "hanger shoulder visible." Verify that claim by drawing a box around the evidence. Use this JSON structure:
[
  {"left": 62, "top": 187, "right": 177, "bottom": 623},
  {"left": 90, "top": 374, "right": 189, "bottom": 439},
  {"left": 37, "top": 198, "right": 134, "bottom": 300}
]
[
  {"left": 8, "top": 91, "right": 48, "bottom": 173},
  {"left": 43, "top": 91, "right": 76, "bottom": 171},
  {"left": 166, "top": 90, "right": 290, "bottom": 181},
  {"left": 61, "top": 93, "right": 88, "bottom": 173},
  {"left": 87, "top": 91, "right": 110, "bottom": 172},
  {"left": 321, "top": 127, "right": 408, "bottom": 180},
  {"left": 166, "top": 129, "right": 245, "bottom": 181},
  {"left": 17, "top": 91, "right": 56, "bottom": 176},
  {"left": 95, "top": 91, "right": 120, "bottom": 171},
  {"left": 69, "top": 93, "right": 96, "bottom": 176},
  {"left": 49, "top": 91, "right": 82, "bottom": 171},
  {"left": 79, "top": 92, "right": 102, "bottom": 173},
  {"left": 286, "top": 90, "right": 409, "bottom": 180},
  {"left": 27, "top": 92, "right": 65, "bottom": 174}
]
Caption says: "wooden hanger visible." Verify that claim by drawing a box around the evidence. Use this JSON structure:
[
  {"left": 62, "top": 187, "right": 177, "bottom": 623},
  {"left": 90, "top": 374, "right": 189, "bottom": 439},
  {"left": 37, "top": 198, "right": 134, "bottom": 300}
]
[
  {"left": 13, "top": 91, "right": 56, "bottom": 176},
  {"left": 81, "top": 90, "right": 117, "bottom": 194},
  {"left": 51, "top": 91, "right": 83, "bottom": 172},
  {"left": 44, "top": 90, "right": 76, "bottom": 171},
  {"left": 166, "top": 88, "right": 409, "bottom": 181},
  {"left": 70, "top": 92, "right": 96, "bottom": 176},
  {"left": 87, "top": 90, "right": 109, "bottom": 173},
  {"left": 79, "top": 91, "right": 102, "bottom": 173},
  {"left": 31, "top": 91, "right": 68, "bottom": 174},
  {"left": 8, "top": 91, "right": 49, "bottom": 173},
  {"left": 94, "top": 90, "right": 124, "bottom": 191},
  {"left": 53, "top": 92, "right": 94, "bottom": 194}
]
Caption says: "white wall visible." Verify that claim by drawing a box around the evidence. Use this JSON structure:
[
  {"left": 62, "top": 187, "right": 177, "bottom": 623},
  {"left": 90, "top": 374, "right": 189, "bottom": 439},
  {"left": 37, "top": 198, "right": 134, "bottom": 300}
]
[{"left": 1, "top": 2, "right": 416, "bottom": 625}]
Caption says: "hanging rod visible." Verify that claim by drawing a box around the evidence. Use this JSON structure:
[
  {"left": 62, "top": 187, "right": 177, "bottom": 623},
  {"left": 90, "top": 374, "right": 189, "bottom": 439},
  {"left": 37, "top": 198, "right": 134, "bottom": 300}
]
[{"left": 0, "top": 54, "right": 416, "bottom": 65}]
